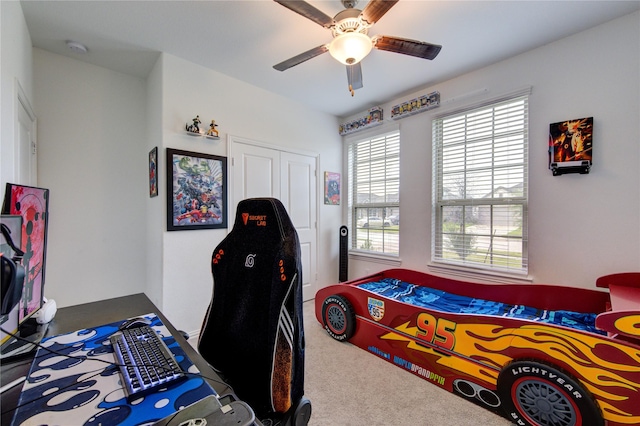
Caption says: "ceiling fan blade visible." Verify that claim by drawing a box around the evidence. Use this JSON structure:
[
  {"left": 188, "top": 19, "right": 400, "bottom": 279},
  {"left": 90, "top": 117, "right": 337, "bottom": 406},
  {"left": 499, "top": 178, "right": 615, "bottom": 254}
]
[
  {"left": 372, "top": 35, "right": 442, "bottom": 60},
  {"left": 274, "top": 0, "right": 334, "bottom": 28},
  {"left": 273, "top": 44, "right": 329, "bottom": 71},
  {"left": 346, "top": 63, "right": 363, "bottom": 96},
  {"left": 361, "top": 0, "right": 399, "bottom": 25}
]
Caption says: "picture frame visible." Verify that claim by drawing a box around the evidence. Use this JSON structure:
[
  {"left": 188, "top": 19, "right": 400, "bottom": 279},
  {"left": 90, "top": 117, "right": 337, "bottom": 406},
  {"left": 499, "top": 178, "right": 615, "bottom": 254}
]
[
  {"left": 149, "top": 146, "right": 158, "bottom": 198},
  {"left": 548, "top": 117, "right": 593, "bottom": 175},
  {"left": 324, "top": 171, "right": 341, "bottom": 205},
  {"left": 549, "top": 117, "right": 593, "bottom": 166},
  {"left": 1, "top": 183, "right": 49, "bottom": 322},
  {"left": 166, "top": 148, "right": 227, "bottom": 231}
]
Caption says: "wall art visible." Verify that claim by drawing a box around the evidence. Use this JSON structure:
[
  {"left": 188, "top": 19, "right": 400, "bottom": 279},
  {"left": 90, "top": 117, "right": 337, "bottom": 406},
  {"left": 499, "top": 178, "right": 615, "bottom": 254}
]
[
  {"left": 324, "top": 172, "right": 341, "bottom": 205},
  {"left": 149, "top": 146, "right": 158, "bottom": 197},
  {"left": 549, "top": 117, "right": 593, "bottom": 175},
  {"left": 166, "top": 148, "right": 227, "bottom": 231}
]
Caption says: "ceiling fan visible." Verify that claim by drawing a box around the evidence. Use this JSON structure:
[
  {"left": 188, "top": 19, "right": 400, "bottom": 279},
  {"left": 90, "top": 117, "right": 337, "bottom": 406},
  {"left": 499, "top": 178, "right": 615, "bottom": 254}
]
[{"left": 273, "top": 0, "right": 442, "bottom": 96}]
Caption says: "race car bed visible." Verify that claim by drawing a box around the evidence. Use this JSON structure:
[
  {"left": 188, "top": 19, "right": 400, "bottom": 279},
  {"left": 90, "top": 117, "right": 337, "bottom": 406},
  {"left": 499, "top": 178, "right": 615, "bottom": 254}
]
[{"left": 315, "top": 269, "right": 640, "bottom": 426}]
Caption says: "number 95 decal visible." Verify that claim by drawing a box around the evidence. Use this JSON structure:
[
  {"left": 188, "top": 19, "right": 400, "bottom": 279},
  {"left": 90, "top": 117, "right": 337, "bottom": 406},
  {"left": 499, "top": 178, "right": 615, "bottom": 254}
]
[{"left": 416, "top": 312, "right": 457, "bottom": 351}]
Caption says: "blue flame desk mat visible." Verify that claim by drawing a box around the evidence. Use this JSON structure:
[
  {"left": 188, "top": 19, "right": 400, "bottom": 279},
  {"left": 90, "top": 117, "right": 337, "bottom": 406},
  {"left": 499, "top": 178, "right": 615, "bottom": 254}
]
[{"left": 12, "top": 313, "right": 216, "bottom": 426}]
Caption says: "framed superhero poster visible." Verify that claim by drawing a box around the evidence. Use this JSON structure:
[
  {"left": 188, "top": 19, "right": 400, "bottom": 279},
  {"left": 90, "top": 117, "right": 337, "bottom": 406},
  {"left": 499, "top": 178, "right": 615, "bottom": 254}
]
[
  {"left": 166, "top": 148, "right": 227, "bottom": 231},
  {"left": 1, "top": 184, "right": 49, "bottom": 323}
]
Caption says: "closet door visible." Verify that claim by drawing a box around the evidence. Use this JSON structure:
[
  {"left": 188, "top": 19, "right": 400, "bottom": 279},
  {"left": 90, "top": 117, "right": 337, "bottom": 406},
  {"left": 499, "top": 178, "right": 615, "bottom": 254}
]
[
  {"left": 232, "top": 141, "right": 280, "bottom": 214},
  {"left": 280, "top": 152, "right": 317, "bottom": 301},
  {"left": 231, "top": 137, "right": 318, "bottom": 301}
]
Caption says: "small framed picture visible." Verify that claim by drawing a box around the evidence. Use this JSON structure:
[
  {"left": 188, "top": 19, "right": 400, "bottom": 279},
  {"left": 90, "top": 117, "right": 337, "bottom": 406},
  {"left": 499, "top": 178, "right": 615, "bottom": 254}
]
[
  {"left": 324, "top": 172, "right": 340, "bottom": 205},
  {"left": 149, "top": 147, "right": 158, "bottom": 198},
  {"left": 166, "top": 148, "right": 227, "bottom": 231},
  {"left": 549, "top": 117, "right": 593, "bottom": 166}
]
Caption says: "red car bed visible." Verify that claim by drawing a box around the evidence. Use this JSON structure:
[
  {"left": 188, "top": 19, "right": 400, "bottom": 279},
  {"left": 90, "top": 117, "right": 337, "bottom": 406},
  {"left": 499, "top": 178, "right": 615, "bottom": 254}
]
[{"left": 314, "top": 269, "right": 640, "bottom": 426}]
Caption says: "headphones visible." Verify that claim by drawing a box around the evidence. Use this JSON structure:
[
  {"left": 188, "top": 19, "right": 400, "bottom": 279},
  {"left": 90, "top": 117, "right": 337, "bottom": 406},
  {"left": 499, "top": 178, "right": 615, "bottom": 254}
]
[{"left": 1, "top": 223, "right": 25, "bottom": 316}]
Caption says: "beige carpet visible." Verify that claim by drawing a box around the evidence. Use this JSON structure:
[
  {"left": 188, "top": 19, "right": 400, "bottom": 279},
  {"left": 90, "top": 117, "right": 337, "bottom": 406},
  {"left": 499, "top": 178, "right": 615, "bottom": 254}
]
[{"left": 302, "top": 300, "right": 514, "bottom": 426}]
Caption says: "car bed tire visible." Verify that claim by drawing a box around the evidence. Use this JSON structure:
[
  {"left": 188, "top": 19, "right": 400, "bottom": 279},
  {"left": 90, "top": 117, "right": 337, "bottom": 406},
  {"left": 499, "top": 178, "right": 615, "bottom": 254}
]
[
  {"left": 497, "top": 360, "right": 603, "bottom": 426},
  {"left": 321, "top": 295, "right": 356, "bottom": 341}
]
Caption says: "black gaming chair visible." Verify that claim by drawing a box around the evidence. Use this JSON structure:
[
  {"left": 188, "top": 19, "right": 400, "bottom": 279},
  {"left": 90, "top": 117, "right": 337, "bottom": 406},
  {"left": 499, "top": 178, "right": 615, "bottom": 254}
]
[{"left": 198, "top": 198, "right": 311, "bottom": 426}]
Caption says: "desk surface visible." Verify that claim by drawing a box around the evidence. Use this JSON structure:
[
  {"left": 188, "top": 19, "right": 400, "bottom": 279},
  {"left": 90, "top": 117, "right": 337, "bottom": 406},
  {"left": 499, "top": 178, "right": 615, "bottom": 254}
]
[{"left": 0, "top": 293, "right": 233, "bottom": 425}]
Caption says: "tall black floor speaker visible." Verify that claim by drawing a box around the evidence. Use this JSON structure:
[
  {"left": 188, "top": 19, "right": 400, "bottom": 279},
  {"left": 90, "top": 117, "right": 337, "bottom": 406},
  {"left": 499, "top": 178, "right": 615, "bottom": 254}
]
[{"left": 339, "top": 226, "right": 348, "bottom": 282}]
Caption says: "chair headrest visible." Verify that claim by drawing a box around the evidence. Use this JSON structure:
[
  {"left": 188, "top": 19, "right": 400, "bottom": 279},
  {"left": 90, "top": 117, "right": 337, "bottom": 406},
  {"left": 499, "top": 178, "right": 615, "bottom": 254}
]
[{"left": 232, "top": 198, "right": 295, "bottom": 241}]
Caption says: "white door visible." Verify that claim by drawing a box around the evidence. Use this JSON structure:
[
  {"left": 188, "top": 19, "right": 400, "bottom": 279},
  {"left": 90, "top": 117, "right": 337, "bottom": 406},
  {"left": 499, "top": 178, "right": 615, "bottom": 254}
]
[
  {"left": 231, "top": 142, "right": 279, "bottom": 219},
  {"left": 231, "top": 138, "right": 318, "bottom": 301},
  {"left": 280, "top": 152, "right": 317, "bottom": 301},
  {"left": 17, "top": 83, "right": 37, "bottom": 185}
]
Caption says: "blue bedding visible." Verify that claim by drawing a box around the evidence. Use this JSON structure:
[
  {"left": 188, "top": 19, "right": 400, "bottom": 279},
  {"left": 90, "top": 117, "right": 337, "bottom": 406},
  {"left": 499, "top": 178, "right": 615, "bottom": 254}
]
[{"left": 358, "top": 278, "right": 603, "bottom": 334}]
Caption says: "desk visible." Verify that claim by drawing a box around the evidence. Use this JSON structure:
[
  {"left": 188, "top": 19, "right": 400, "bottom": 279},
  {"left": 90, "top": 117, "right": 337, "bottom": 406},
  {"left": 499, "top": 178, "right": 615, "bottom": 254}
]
[{"left": 0, "top": 293, "right": 234, "bottom": 425}]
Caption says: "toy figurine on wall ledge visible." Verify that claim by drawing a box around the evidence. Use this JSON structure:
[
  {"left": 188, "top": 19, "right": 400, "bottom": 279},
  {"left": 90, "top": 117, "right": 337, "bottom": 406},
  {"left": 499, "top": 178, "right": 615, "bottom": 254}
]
[
  {"left": 205, "top": 119, "right": 219, "bottom": 139},
  {"left": 185, "top": 115, "right": 202, "bottom": 135}
]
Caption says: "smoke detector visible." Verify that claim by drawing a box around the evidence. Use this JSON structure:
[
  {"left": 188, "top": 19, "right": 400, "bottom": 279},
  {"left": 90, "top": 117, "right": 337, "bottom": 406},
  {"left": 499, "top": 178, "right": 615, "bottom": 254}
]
[{"left": 66, "top": 41, "right": 88, "bottom": 54}]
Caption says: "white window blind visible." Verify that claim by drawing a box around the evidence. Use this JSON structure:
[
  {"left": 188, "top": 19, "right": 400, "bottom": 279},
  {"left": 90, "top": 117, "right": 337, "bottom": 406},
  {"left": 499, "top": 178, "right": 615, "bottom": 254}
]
[
  {"left": 432, "top": 95, "right": 528, "bottom": 274},
  {"left": 348, "top": 130, "right": 400, "bottom": 255}
]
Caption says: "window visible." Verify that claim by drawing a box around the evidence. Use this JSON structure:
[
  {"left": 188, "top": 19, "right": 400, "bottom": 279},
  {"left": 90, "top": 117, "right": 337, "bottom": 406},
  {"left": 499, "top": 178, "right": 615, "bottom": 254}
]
[
  {"left": 432, "top": 94, "right": 528, "bottom": 274},
  {"left": 348, "top": 130, "right": 400, "bottom": 255}
]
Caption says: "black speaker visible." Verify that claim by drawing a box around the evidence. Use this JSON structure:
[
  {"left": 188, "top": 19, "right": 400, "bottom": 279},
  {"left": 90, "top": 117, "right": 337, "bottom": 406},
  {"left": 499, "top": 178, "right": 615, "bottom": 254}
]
[{"left": 339, "top": 226, "right": 348, "bottom": 282}]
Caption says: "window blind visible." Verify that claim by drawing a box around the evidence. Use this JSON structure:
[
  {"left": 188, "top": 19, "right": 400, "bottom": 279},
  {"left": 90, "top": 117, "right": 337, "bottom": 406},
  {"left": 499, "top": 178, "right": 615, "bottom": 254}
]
[
  {"left": 432, "top": 96, "right": 528, "bottom": 274},
  {"left": 348, "top": 130, "right": 400, "bottom": 255}
]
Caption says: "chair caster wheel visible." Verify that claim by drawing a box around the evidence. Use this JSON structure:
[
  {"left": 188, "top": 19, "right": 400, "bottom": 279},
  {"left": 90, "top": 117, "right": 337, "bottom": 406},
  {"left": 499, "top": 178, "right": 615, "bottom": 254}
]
[{"left": 293, "top": 396, "right": 311, "bottom": 426}]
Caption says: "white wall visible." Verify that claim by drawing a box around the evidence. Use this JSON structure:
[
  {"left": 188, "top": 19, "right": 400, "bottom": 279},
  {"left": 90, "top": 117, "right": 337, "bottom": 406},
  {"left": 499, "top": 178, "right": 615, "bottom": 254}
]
[
  {"left": 145, "top": 55, "right": 164, "bottom": 310},
  {"left": 158, "top": 54, "right": 342, "bottom": 333},
  {"left": 30, "top": 46, "right": 342, "bottom": 333},
  {"left": 347, "top": 12, "right": 640, "bottom": 289},
  {"left": 33, "top": 48, "right": 148, "bottom": 306},
  {"left": 21, "top": 6, "right": 638, "bottom": 336},
  {"left": 1, "top": 0, "right": 33, "bottom": 188}
]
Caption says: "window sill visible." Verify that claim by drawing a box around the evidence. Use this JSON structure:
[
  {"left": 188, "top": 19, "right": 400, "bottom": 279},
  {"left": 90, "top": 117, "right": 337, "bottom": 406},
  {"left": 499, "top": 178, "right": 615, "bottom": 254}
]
[
  {"left": 428, "top": 262, "right": 532, "bottom": 284},
  {"left": 349, "top": 251, "right": 402, "bottom": 266}
]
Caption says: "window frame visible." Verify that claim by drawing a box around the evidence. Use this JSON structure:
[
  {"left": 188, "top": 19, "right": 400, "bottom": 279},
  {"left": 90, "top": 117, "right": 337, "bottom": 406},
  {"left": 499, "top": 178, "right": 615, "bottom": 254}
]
[
  {"left": 432, "top": 90, "right": 530, "bottom": 275},
  {"left": 347, "top": 127, "right": 401, "bottom": 257}
]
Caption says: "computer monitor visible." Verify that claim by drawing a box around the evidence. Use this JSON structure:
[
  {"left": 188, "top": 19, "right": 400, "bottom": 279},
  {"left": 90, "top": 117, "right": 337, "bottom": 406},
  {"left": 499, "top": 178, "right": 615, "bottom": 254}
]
[{"left": 1, "top": 183, "right": 50, "bottom": 358}]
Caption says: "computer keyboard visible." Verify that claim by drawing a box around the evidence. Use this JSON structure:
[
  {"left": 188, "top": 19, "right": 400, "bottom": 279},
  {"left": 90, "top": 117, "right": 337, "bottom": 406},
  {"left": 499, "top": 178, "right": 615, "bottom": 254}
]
[{"left": 110, "top": 325, "right": 186, "bottom": 402}]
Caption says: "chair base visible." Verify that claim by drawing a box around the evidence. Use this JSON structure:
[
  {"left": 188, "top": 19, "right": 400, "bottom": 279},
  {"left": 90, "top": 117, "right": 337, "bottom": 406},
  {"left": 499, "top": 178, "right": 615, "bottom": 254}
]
[{"left": 260, "top": 396, "right": 312, "bottom": 426}]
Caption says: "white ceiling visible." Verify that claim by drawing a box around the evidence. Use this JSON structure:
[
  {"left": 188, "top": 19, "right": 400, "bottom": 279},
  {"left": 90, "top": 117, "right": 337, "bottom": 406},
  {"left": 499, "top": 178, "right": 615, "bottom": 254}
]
[{"left": 21, "top": 0, "right": 640, "bottom": 118}]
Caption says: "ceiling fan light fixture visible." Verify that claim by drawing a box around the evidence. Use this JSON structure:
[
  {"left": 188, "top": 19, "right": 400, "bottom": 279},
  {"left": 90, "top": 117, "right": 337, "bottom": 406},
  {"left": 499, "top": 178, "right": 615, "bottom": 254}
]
[{"left": 328, "top": 32, "right": 372, "bottom": 65}]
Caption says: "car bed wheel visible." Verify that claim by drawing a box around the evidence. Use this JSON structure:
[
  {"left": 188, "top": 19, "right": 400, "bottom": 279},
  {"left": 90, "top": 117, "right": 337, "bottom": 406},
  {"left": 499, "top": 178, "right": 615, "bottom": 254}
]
[
  {"left": 321, "top": 295, "right": 355, "bottom": 341},
  {"left": 497, "top": 360, "right": 603, "bottom": 426}
]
